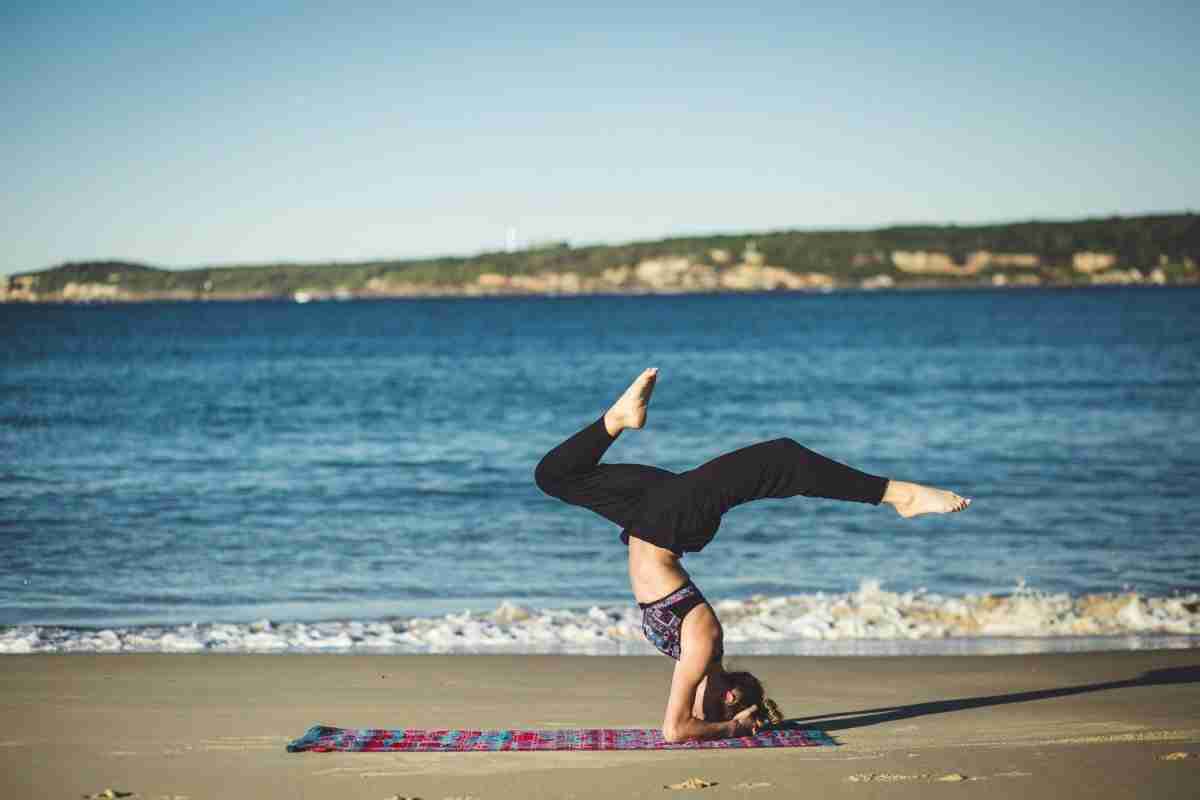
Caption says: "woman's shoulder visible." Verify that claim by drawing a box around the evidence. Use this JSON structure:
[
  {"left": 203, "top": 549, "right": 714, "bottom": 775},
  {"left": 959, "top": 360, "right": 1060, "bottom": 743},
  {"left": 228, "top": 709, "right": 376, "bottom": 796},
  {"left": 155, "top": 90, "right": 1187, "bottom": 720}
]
[{"left": 680, "top": 601, "right": 724, "bottom": 653}]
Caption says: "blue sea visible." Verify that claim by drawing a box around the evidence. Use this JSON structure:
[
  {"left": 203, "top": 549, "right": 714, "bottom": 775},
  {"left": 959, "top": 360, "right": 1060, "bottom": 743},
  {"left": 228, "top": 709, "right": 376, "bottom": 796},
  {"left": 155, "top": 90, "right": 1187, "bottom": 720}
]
[{"left": 2, "top": 288, "right": 1199, "bottom": 653}]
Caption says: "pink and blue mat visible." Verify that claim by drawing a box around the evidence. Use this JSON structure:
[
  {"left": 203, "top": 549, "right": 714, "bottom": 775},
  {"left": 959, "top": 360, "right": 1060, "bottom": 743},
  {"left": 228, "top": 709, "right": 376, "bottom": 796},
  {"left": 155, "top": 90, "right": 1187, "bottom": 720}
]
[{"left": 286, "top": 723, "right": 835, "bottom": 752}]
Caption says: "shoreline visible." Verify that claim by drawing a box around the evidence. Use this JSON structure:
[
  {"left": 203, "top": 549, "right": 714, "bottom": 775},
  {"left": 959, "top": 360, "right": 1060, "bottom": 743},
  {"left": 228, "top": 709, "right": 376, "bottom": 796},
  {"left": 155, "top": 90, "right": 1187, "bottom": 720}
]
[
  {"left": 3, "top": 636, "right": 1199, "bottom": 659},
  {"left": 4, "top": 629, "right": 1200, "bottom": 658},
  {"left": 4, "top": 281, "right": 1198, "bottom": 306},
  {"left": 5, "top": 650, "right": 1199, "bottom": 798},
  {"left": 6, "top": 585, "right": 1198, "bottom": 655}
]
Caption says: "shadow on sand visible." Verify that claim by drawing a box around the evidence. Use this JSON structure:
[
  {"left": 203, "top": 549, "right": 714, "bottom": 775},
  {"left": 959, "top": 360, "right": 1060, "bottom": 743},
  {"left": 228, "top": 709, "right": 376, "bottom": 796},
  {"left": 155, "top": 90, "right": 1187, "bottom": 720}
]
[{"left": 784, "top": 665, "right": 1200, "bottom": 734}]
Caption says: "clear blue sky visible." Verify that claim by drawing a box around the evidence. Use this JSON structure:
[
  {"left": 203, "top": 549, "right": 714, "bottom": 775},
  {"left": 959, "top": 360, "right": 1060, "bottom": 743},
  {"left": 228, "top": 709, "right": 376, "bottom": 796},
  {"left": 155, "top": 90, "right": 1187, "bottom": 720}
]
[{"left": 3, "top": 1, "right": 1197, "bottom": 275}]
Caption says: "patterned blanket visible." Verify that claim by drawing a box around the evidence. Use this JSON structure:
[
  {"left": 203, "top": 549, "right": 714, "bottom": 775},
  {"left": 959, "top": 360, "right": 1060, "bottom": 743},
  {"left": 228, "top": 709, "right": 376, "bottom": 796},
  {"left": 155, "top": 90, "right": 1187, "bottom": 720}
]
[{"left": 286, "top": 723, "right": 835, "bottom": 752}]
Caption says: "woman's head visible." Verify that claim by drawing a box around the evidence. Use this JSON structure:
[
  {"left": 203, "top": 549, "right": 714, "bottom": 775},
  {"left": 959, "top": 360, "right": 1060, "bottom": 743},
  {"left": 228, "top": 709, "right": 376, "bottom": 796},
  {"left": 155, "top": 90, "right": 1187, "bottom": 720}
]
[{"left": 722, "top": 670, "right": 785, "bottom": 728}]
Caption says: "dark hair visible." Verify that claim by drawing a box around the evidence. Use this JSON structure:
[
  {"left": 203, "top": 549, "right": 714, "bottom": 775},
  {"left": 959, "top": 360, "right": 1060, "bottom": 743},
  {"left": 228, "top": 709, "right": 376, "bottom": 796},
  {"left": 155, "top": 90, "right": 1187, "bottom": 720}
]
[{"left": 725, "top": 670, "right": 785, "bottom": 727}]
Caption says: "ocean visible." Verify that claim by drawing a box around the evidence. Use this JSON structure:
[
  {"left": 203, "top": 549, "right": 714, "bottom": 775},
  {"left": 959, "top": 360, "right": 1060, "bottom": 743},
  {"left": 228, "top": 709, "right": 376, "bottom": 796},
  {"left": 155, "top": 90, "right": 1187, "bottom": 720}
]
[{"left": 2, "top": 287, "right": 1199, "bottom": 654}]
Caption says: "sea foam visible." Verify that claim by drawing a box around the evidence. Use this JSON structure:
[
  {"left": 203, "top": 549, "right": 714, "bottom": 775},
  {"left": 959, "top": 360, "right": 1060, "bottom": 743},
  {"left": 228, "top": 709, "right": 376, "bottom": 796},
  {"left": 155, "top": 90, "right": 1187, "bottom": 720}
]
[{"left": 3, "top": 582, "right": 1198, "bottom": 655}]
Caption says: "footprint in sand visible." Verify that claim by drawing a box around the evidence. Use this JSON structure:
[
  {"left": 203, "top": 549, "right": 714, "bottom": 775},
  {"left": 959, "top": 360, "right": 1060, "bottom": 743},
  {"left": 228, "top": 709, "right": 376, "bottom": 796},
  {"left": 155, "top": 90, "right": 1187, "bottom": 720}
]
[
  {"left": 848, "top": 773, "right": 922, "bottom": 783},
  {"left": 199, "top": 735, "right": 283, "bottom": 751},
  {"left": 847, "top": 772, "right": 972, "bottom": 783},
  {"left": 664, "top": 777, "right": 718, "bottom": 790}
]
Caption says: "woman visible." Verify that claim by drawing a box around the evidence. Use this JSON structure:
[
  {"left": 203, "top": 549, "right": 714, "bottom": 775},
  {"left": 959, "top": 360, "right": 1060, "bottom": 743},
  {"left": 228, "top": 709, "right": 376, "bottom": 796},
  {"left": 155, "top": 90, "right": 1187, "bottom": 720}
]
[{"left": 534, "top": 368, "right": 970, "bottom": 742}]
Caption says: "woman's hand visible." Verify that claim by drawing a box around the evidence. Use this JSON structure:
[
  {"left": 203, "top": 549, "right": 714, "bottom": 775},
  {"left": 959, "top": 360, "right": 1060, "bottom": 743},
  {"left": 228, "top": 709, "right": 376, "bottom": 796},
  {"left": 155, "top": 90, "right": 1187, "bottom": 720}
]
[{"left": 731, "top": 704, "right": 761, "bottom": 736}]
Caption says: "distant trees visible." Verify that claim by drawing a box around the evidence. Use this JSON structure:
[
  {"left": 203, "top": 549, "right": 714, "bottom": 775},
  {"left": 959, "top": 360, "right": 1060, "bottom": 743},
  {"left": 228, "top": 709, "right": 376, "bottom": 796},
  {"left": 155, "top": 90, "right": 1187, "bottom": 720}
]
[{"left": 9, "top": 213, "right": 1198, "bottom": 299}]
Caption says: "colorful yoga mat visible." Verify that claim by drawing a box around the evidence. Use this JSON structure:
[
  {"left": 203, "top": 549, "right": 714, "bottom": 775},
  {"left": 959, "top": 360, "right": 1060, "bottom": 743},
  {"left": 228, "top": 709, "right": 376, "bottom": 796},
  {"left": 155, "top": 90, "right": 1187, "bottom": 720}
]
[{"left": 286, "top": 723, "right": 835, "bottom": 752}]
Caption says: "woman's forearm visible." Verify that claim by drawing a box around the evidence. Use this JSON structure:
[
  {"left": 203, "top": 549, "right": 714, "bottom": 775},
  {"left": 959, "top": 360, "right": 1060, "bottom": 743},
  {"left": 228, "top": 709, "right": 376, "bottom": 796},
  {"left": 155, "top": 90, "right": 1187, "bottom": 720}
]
[{"left": 663, "top": 716, "right": 739, "bottom": 743}]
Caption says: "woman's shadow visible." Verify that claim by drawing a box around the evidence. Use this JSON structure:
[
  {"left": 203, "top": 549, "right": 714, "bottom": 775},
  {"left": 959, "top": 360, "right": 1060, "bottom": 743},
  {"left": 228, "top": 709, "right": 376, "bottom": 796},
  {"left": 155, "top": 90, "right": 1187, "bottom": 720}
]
[{"left": 782, "top": 665, "right": 1200, "bottom": 734}]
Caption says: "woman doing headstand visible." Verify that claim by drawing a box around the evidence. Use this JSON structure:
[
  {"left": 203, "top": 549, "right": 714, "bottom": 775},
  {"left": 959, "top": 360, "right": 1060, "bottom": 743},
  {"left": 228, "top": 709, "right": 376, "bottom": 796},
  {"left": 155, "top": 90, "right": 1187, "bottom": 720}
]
[{"left": 534, "top": 368, "right": 970, "bottom": 743}]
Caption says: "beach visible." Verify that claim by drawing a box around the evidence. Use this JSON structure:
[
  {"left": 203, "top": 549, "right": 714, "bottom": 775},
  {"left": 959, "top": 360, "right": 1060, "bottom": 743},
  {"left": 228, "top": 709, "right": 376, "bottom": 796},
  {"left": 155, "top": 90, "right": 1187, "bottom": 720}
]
[
  {"left": 4, "top": 650, "right": 1198, "bottom": 799},
  {"left": 4, "top": 292, "right": 1199, "bottom": 797}
]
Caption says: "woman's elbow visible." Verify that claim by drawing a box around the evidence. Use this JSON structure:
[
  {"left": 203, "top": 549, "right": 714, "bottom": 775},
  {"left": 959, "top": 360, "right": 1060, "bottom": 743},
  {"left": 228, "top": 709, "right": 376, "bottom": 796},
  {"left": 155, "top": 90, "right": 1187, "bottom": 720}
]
[{"left": 661, "top": 723, "right": 688, "bottom": 744}]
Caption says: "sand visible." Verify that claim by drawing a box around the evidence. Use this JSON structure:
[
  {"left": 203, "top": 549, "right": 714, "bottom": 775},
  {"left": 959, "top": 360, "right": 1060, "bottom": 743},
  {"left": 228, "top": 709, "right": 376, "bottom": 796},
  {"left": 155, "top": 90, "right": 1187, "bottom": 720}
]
[{"left": 3, "top": 649, "right": 1198, "bottom": 799}]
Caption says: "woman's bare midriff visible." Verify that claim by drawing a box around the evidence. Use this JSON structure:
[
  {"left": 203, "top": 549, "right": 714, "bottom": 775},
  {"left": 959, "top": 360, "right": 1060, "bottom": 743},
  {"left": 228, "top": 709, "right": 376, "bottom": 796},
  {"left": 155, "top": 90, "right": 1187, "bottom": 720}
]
[{"left": 627, "top": 534, "right": 691, "bottom": 604}]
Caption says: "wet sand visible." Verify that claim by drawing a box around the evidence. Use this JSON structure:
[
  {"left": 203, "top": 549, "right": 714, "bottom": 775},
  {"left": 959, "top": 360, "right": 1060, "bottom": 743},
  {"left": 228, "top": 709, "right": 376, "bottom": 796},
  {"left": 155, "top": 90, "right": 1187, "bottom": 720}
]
[{"left": 3, "top": 650, "right": 1199, "bottom": 799}]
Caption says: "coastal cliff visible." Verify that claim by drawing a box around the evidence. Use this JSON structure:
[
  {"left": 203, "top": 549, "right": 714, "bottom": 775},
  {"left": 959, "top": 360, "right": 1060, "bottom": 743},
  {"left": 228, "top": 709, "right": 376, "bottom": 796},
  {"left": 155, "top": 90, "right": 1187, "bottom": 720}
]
[{"left": 4, "top": 213, "right": 1198, "bottom": 303}]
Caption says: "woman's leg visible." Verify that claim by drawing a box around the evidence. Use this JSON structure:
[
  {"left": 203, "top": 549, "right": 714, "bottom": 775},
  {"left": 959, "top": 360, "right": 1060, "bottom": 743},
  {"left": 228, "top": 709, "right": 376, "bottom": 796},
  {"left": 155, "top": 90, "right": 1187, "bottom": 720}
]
[
  {"left": 684, "top": 436, "right": 969, "bottom": 516},
  {"left": 633, "top": 437, "right": 969, "bottom": 553},
  {"left": 676, "top": 438, "right": 964, "bottom": 520},
  {"left": 684, "top": 437, "right": 890, "bottom": 515},
  {"left": 534, "top": 369, "right": 673, "bottom": 529}
]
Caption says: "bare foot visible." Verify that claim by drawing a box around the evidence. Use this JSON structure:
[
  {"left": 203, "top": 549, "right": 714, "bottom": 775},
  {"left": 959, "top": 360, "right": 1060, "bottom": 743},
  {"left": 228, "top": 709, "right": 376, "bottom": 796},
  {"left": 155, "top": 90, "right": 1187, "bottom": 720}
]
[
  {"left": 604, "top": 368, "right": 658, "bottom": 436},
  {"left": 883, "top": 480, "right": 971, "bottom": 518}
]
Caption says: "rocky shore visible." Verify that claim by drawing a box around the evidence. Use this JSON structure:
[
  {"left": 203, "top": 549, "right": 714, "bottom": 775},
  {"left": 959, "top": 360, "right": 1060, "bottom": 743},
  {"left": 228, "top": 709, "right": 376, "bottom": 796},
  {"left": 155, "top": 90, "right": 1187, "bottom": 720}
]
[{"left": 4, "top": 248, "right": 1194, "bottom": 305}]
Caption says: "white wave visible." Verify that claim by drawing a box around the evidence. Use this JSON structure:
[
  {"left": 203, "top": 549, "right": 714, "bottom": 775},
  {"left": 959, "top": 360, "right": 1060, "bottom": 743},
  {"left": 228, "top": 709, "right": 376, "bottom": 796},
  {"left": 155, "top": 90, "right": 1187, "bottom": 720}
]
[{"left": 3, "top": 581, "right": 1199, "bottom": 655}]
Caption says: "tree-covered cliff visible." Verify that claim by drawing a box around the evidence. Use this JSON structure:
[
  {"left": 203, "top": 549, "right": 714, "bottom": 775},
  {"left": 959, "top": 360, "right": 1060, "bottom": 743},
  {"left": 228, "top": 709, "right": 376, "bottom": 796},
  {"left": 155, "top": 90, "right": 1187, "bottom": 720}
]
[{"left": 5, "top": 213, "right": 1197, "bottom": 302}]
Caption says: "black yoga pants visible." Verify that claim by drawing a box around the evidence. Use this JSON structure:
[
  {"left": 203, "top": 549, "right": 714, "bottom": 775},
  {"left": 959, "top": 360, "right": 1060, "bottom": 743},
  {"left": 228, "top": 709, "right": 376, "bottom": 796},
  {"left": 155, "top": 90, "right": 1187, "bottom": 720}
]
[{"left": 534, "top": 417, "right": 889, "bottom": 554}]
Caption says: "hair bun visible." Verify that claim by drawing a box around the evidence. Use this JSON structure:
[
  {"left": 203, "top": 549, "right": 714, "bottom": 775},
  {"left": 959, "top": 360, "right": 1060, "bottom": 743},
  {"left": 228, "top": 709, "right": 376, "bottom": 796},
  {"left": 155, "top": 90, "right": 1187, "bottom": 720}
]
[{"left": 758, "top": 697, "right": 784, "bottom": 727}]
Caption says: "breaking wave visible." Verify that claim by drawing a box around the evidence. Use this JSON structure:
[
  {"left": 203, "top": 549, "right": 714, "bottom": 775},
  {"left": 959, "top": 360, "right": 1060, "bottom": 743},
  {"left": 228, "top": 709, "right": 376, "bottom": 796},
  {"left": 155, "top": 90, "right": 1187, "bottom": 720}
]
[{"left": 3, "top": 581, "right": 1198, "bottom": 655}]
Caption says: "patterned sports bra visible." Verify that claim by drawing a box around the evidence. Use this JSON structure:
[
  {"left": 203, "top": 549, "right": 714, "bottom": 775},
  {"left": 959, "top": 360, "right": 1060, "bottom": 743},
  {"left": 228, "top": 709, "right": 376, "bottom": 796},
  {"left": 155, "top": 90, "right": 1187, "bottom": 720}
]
[{"left": 638, "top": 581, "right": 721, "bottom": 660}]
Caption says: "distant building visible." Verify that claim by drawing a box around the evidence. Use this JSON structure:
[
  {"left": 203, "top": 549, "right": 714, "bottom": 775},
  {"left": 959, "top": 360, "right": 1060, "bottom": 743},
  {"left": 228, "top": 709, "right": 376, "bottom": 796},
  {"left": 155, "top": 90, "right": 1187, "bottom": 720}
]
[{"left": 1073, "top": 252, "right": 1118, "bottom": 274}]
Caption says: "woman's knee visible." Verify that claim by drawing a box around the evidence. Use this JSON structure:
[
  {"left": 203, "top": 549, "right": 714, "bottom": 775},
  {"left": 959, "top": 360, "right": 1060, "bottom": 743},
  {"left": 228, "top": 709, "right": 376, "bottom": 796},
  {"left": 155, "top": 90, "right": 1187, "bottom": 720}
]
[
  {"left": 534, "top": 456, "right": 563, "bottom": 497},
  {"left": 766, "top": 437, "right": 820, "bottom": 466},
  {"left": 769, "top": 437, "right": 806, "bottom": 454}
]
